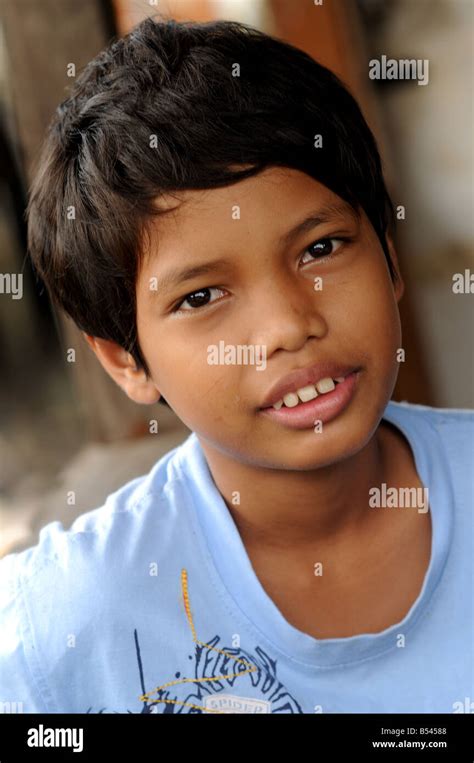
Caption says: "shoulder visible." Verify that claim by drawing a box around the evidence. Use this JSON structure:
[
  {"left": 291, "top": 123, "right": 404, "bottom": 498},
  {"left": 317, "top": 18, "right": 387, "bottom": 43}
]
[
  {"left": 0, "top": 433, "right": 195, "bottom": 711},
  {"left": 1, "top": 431, "right": 195, "bottom": 575},
  {"left": 384, "top": 400, "right": 473, "bottom": 513},
  {"left": 385, "top": 399, "right": 474, "bottom": 446}
]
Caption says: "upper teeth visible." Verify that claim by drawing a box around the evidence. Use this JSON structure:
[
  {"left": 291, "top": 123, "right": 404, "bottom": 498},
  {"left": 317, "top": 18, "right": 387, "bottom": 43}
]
[{"left": 272, "top": 376, "right": 345, "bottom": 409}]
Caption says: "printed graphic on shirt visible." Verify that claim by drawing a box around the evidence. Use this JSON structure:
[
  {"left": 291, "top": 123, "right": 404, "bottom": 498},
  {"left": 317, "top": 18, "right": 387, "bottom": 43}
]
[
  {"left": 86, "top": 628, "right": 303, "bottom": 714},
  {"left": 85, "top": 568, "right": 303, "bottom": 714}
]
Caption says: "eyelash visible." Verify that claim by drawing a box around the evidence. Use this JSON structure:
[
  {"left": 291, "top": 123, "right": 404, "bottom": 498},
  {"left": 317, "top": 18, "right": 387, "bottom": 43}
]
[{"left": 171, "top": 236, "right": 351, "bottom": 314}]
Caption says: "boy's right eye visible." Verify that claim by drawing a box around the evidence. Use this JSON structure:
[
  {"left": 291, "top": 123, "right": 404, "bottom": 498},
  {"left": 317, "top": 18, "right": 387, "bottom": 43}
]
[{"left": 172, "top": 286, "right": 227, "bottom": 313}]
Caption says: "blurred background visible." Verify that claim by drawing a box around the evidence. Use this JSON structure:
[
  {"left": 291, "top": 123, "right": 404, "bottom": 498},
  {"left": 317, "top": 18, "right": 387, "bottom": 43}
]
[{"left": 0, "top": 0, "right": 472, "bottom": 557}]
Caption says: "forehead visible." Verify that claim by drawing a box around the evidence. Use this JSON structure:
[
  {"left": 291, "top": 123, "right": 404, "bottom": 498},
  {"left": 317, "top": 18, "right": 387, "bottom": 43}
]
[{"left": 143, "top": 167, "right": 356, "bottom": 255}]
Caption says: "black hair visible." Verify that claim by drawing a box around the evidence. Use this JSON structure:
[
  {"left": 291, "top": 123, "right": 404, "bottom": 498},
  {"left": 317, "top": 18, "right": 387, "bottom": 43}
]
[{"left": 26, "top": 14, "right": 397, "bottom": 407}]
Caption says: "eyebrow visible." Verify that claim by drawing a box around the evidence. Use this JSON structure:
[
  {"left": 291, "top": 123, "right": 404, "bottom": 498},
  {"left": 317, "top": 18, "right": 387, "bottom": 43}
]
[
  {"left": 278, "top": 200, "right": 359, "bottom": 248},
  {"left": 153, "top": 258, "right": 235, "bottom": 297},
  {"left": 153, "top": 200, "right": 359, "bottom": 296}
]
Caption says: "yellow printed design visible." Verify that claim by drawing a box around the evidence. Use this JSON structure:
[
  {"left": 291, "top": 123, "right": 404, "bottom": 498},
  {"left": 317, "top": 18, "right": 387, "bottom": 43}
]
[{"left": 86, "top": 568, "right": 303, "bottom": 714}]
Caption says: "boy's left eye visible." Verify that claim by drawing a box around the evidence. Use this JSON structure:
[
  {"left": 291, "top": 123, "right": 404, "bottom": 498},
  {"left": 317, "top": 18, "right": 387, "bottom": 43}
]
[{"left": 300, "top": 237, "right": 345, "bottom": 265}]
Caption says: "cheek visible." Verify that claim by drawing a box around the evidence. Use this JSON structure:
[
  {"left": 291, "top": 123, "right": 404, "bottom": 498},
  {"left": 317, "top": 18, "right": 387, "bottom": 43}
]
[
  {"left": 335, "top": 259, "right": 402, "bottom": 367},
  {"left": 364, "top": 286, "right": 400, "bottom": 341},
  {"left": 358, "top": 281, "right": 402, "bottom": 385},
  {"left": 139, "top": 322, "right": 234, "bottom": 414},
  {"left": 374, "top": 275, "right": 402, "bottom": 343}
]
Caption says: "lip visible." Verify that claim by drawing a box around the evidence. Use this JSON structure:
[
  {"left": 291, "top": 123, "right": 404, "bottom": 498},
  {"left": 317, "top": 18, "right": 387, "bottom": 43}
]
[
  {"left": 258, "top": 370, "right": 361, "bottom": 430},
  {"left": 258, "top": 361, "right": 360, "bottom": 410}
]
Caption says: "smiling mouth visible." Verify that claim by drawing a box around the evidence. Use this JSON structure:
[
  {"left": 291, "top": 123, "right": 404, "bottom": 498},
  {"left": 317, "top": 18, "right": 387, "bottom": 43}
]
[
  {"left": 258, "top": 369, "right": 361, "bottom": 429},
  {"left": 260, "top": 371, "right": 354, "bottom": 411}
]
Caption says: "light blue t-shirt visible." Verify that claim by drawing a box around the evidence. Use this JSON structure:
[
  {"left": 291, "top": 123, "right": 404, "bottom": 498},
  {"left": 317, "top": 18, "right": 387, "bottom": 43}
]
[{"left": 1, "top": 400, "right": 473, "bottom": 714}]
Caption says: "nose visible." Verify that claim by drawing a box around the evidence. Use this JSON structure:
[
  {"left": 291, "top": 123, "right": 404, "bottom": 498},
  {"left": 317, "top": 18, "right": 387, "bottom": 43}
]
[{"left": 248, "top": 274, "right": 327, "bottom": 355}]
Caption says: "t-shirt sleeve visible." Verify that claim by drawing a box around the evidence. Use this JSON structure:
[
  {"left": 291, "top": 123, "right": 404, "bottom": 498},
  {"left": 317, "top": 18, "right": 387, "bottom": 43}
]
[{"left": 0, "top": 552, "right": 50, "bottom": 713}]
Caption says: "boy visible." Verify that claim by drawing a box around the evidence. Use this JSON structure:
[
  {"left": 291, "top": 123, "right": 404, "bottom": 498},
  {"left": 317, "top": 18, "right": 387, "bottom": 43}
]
[{"left": 0, "top": 16, "right": 472, "bottom": 715}]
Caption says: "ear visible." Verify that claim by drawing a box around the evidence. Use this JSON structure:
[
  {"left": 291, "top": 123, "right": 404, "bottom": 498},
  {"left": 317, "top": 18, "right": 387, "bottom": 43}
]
[
  {"left": 82, "top": 334, "right": 161, "bottom": 405},
  {"left": 386, "top": 233, "right": 405, "bottom": 302}
]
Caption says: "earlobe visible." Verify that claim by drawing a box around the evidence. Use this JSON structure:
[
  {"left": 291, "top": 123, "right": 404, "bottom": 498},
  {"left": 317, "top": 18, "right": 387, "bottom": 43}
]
[
  {"left": 82, "top": 333, "right": 161, "bottom": 405},
  {"left": 122, "top": 364, "right": 162, "bottom": 405}
]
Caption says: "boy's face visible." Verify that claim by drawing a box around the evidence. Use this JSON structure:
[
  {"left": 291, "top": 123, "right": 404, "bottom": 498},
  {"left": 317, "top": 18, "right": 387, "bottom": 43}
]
[{"left": 91, "top": 167, "right": 404, "bottom": 470}]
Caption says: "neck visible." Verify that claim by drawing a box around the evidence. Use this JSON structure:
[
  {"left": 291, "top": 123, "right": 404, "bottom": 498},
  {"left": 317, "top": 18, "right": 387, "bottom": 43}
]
[{"left": 198, "top": 424, "right": 392, "bottom": 551}]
